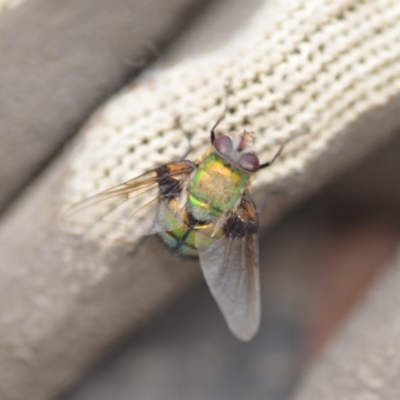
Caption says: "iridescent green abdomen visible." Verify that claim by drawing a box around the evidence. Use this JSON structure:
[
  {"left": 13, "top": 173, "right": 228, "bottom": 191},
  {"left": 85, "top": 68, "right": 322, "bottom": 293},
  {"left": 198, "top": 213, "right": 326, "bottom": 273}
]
[
  {"left": 158, "top": 198, "right": 200, "bottom": 257},
  {"left": 188, "top": 152, "right": 250, "bottom": 221}
]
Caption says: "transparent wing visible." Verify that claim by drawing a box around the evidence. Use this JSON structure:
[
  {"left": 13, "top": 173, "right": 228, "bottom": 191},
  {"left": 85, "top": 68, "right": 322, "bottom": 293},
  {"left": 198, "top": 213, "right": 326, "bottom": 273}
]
[
  {"left": 196, "top": 198, "right": 261, "bottom": 341},
  {"left": 61, "top": 161, "right": 195, "bottom": 242}
]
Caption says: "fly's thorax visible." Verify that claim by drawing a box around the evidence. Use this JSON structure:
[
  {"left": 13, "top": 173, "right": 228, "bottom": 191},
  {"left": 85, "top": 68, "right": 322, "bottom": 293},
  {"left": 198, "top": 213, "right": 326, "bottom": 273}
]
[{"left": 188, "top": 151, "right": 251, "bottom": 221}]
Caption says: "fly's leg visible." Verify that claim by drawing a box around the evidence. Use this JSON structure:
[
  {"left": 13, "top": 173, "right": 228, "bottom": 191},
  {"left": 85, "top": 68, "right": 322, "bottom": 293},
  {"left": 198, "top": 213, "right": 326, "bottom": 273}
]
[
  {"left": 210, "top": 109, "right": 226, "bottom": 144},
  {"left": 176, "top": 83, "right": 231, "bottom": 158},
  {"left": 253, "top": 138, "right": 300, "bottom": 212},
  {"left": 210, "top": 83, "right": 231, "bottom": 143},
  {"left": 174, "top": 115, "right": 196, "bottom": 159},
  {"left": 259, "top": 138, "right": 292, "bottom": 169},
  {"left": 256, "top": 121, "right": 313, "bottom": 211},
  {"left": 259, "top": 118, "right": 315, "bottom": 169}
]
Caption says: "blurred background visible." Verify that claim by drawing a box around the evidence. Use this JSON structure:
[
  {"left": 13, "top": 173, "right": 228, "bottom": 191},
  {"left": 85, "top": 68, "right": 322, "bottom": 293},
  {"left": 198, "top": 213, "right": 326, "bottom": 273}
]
[{"left": 0, "top": 0, "right": 399, "bottom": 399}]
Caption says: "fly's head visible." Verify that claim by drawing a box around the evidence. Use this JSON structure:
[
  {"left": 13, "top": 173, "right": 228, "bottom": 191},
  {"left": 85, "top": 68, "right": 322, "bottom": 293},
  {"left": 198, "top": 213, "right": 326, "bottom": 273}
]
[{"left": 212, "top": 131, "right": 260, "bottom": 173}]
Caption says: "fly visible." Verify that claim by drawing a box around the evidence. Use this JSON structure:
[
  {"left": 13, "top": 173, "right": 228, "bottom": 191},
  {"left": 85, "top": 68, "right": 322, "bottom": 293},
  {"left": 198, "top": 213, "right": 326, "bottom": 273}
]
[{"left": 63, "top": 107, "right": 291, "bottom": 341}]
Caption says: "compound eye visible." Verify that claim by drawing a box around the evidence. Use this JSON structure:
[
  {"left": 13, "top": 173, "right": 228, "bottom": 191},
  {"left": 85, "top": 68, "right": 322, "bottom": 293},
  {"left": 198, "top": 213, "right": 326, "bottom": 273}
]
[
  {"left": 238, "top": 153, "right": 260, "bottom": 172},
  {"left": 213, "top": 135, "right": 233, "bottom": 157}
]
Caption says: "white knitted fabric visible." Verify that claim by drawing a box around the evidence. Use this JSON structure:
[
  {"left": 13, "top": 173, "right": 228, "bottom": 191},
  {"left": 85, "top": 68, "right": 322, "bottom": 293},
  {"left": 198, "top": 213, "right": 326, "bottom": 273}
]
[{"left": 62, "top": 0, "right": 400, "bottom": 243}]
